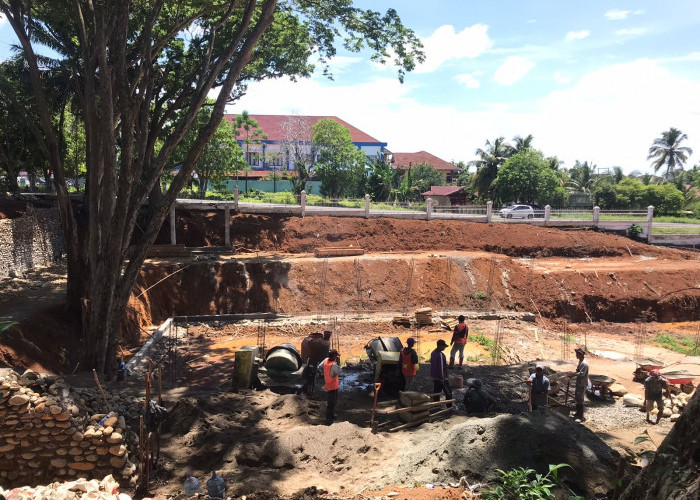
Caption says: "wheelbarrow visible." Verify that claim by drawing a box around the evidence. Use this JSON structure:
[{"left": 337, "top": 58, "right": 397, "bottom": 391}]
[
  {"left": 588, "top": 374, "right": 616, "bottom": 399},
  {"left": 661, "top": 371, "right": 698, "bottom": 394},
  {"left": 633, "top": 357, "right": 664, "bottom": 382}
]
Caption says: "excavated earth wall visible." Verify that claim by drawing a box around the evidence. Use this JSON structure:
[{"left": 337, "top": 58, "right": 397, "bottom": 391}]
[{"left": 129, "top": 252, "right": 700, "bottom": 334}]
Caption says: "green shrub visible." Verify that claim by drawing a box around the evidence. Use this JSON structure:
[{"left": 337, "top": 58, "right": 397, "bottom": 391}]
[
  {"left": 474, "top": 291, "right": 488, "bottom": 300},
  {"left": 482, "top": 464, "right": 582, "bottom": 500},
  {"left": 627, "top": 223, "right": 644, "bottom": 239}
]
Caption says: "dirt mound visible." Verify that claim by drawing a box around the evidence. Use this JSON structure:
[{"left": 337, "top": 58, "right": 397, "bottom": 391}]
[
  {"left": 155, "top": 212, "right": 688, "bottom": 259},
  {"left": 391, "top": 411, "right": 621, "bottom": 497}
]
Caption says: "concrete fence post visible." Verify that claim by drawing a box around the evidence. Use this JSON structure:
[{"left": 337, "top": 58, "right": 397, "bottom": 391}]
[
  {"left": 224, "top": 204, "right": 231, "bottom": 247},
  {"left": 364, "top": 194, "right": 370, "bottom": 219},
  {"left": 169, "top": 207, "right": 176, "bottom": 245},
  {"left": 234, "top": 185, "right": 239, "bottom": 211},
  {"left": 426, "top": 198, "right": 433, "bottom": 221},
  {"left": 486, "top": 201, "right": 493, "bottom": 223},
  {"left": 301, "top": 190, "right": 307, "bottom": 217},
  {"left": 593, "top": 206, "right": 600, "bottom": 226},
  {"left": 647, "top": 205, "right": 654, "bottom": 240},
  {"left": 544, "top": 205, "right": 551, "bottom": 223}
]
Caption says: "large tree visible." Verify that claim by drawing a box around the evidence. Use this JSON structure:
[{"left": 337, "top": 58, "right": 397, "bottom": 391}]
[
  {"left": 470, "top": 137, "right": 512, "bottom": 199},
  {"left": 312, "top": 118, "right": 366, "bottom": 198},
  {"left": 647, "top": 127, "right": 693, "bottom": 180},
  {"left": 493, "top": 150, "right": 564, "bottom": 206},
  {"left": 0, "top": 0, "right": 423, "bottom": 374},
  {"left": 172, "top": 105, "right": 246, "bottom": 199}
]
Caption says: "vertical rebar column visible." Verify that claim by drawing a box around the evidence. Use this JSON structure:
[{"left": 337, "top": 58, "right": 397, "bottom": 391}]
[
  {"left": 403, "top": 258, "right": 415, "bottom": 316},
  {"left": 492, "top": 320, "right": 502, "bottom": 365},
  {"left": 634, "top": 322, "right": 646, "bottom": 358}
]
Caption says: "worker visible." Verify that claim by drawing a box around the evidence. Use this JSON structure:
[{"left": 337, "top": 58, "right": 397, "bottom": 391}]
[
  {"left": 644, "top": 369, "right": 671, "bottom": 425},
  {"left": 320, "top": 349, "right": 341, "bottom": 425},
  {"left": 430, "top": 339, "right": 452, "bottom": 406},
  {"left": 568, "top": 348, "right": 589, "bottom": 422},
  {"left": 399, "top": 337, "right": 419, "bottom": 391},
  {"left": 464, "top": 378, "right": 494, "bottom": 413},
  {"left": 449, "top": 315, "right": 468, "bottom": 368},
  {"left": 527, "top": 363, "right": 551, "bottom": 410}
]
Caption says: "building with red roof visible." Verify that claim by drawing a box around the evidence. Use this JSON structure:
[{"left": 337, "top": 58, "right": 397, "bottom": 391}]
[
  {"left": 391, "top": 151, "right": 461, "bottom": 183},
  {"left": 421, "top": 186, "right": 468, "bottom": 206},
  {"left": 224, "top": 114, "right": 386, "bottom": 174}
]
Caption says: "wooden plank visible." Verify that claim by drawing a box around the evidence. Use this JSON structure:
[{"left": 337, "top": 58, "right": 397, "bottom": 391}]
[{"left": 380, "top": 399, "right": 455, "bottom": 415}]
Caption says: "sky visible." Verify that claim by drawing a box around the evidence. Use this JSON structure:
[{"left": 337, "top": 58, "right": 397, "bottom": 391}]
[{"left": 1, "top": 1, "right": 700, "bottom": 174}]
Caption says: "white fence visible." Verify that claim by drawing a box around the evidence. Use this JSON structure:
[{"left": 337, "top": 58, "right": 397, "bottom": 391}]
[{"left": 171, "top": 194, "right": 700, "bottom": 247}]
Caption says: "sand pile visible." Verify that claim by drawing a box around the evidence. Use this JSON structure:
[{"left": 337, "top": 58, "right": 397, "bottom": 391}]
[{"left": 390, "top": 410, "right": 621, "bottom": 497}]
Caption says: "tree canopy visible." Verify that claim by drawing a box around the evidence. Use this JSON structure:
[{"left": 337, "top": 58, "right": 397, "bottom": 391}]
[
  {"left": 493, "top": 150, "right": 564, "bottom": 206},
  {"left": 0, "top": 0, "right": 423, "bottom": 374},
  {"left": 312, "top": 118, "right": 366, "bottom": 198}
]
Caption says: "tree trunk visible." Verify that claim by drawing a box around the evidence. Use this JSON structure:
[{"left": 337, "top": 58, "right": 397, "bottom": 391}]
[{"left": 619, "top": 389, "right": 700, "bottom": 499}]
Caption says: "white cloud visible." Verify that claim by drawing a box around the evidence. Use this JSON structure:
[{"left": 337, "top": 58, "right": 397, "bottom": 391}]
[
  {"left": 616, "top": 27, "right": 647, "bottom": 36},
  {"left": 554, "top": 71, "right": 571, "bottom": 84},
  {"left": 415, "top": 24, "right": 492, "bottom": 73},
  {"left": 493, "top": 56, "right": 534, "bottom": 85},
  {"left": 455, "top": 73, "right": 480, "bottom": 89},
  {"left": 604, "top": 9, "right": 630, "bottom": 20},
  {"left": 323, "top": 55, "right": 362, "bottom": 75},
  {"left": 565, "top": 30, "right": 591, "bottom": 41}
]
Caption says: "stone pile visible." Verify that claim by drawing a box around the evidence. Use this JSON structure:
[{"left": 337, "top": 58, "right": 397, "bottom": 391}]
[
  {"left": 0, "top": 474, "right": 131, "bottom": 500},
  {"left": 0, "top": 371, "right": 138, "bottom": 488},
  {"left": 622, "top": 387, "right": 696, "bottom": 422}
]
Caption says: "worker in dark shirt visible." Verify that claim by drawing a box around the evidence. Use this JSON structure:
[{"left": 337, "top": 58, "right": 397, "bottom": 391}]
[{"left": 644, "top": 369, "right": 671, "bottom": 425}]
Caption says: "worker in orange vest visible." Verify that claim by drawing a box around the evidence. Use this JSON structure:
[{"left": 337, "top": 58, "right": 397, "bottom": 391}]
[
  {"left": 449, "top": 315, "right": 468, "bottom": 368},
  {"left": 321, "top": 349, "right": 341, "bottom": 425},
  {"left": 399, "top": 338, "right": 419, "bottom": 391}
]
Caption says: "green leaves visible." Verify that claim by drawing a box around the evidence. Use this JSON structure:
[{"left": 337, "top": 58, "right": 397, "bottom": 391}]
[
  {"left": 312, "top": 118, "right": 366, "bottom": 198},
  {"left": 0, "top": 321, "right": 17, "bottom": 335},
  {"left": 483, "top": 464, "right": 576, "bottom": 500}
]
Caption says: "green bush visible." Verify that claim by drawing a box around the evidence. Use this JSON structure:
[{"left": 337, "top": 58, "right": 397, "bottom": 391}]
[
  {"left": 627, "top": 223, "right": 644, "bottom": 239},
  {"left": 482, "top": 464, "right": 581, "bottom": 500},
  {"left": 470, "top": 334, "right": 494, "bottom": 349},
  {"left": 482, "top": 464, "right": 583, "bottom": 500}
]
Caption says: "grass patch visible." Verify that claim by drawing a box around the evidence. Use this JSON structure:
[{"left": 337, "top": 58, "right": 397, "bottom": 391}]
[
  {"left": 474, "top": 291, "right": 488, "bottom": 300},
  {"left": 559, "top": 334, "right": 576, "bottom": 342},
  {"left": 654, "top": 333, "right": 698, "bottom": 355},
  {"left": 470, "top": 334, "right": 494, "bottom": 350},
  {"left": 466, "top": 354, "right": 484, "bottom": 363},
  {"left": 652, "top": 226, "right": 700, "bottom": 235}
]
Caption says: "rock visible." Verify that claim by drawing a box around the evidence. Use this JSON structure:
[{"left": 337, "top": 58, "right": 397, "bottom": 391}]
[
  {"left": 109, "top": 444, "right": 126, "bottom": 456},
  {"left": 8, "top": 394, "right": 30, "bottom": 406},
  {"left": 96, "top": 447, "right": 109, "bottom": 456},
  {"left": 49, "top": 405, "right": 63, "bottom": 415},
  {"left": 104, "top": 416, "right": 118, "bottom": 427},
  {"left": 103, "top": 426, "right": 113, "bottom": 437},
  {"left": 609, "top": 383, "right": 628, "bottom": 396},
  {"left": 51, "top": 458, "right": 68, "bottom": 468},
  {"left": 109, "top": 454, "right": 127, "bottom": 468},
  {"left": 107, "top": 432, "right": 123, "bottom": 444},
  {"left": 68, "top": 461, "right": 95, "bottom": 471},
  {"left": 623, "top": 394, "right": 644, "bottom": 407},
  {"left": 55, "top": 411, "right": 72, "bottom": 422},
  {"left": 69, "top": 447, "right": 84, "bottom": 455},
  {"left": 670, "top": 413, "right": 681, "bottom": 422},
  {"left": 0, "top": 444, "right": 16, "bottom": 452},
  {"left": 662, "top": 407, "right": 672, "bottom": 418}
]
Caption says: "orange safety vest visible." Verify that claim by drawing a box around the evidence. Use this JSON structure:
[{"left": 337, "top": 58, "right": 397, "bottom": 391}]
[
  {"left": 453, "top": 323, "right": 468, "bottom": 345},
  {"left": 323, "top": 358, "right": 339, "bottom": 391},
  {"left": 400, "top": 349, "right": 417, "bottom": 376}
]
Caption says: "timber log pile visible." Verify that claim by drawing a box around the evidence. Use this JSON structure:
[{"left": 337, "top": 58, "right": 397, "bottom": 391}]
[
  {"left": 0, "top": 371, "right": 138, "bottom": 488},
  {"left": 414, "top": 307, "right": 433, "bottom": 326}
]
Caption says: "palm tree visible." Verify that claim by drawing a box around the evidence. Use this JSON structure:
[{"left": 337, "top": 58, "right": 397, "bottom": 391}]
[
  {"left": 512, "top": 134, "right": 534, "bottom": 153},
  {"left": 647, "top": 128, "right": 693, "bottom": 180},
  {"left": 567, "top": 160, "right": 596, "bottom": 193},
  {"left": 470, "top": 137, "right": 512, "bottom": 198}
]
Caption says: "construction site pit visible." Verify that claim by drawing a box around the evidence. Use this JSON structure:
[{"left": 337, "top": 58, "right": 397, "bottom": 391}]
[{"left": 2, "top": 213, "right": 700, "bottom": 499}]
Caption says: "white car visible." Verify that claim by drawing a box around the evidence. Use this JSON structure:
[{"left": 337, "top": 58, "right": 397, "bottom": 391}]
[{"left": 500, "top": 204, "right": 534, "bottom": 219}]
